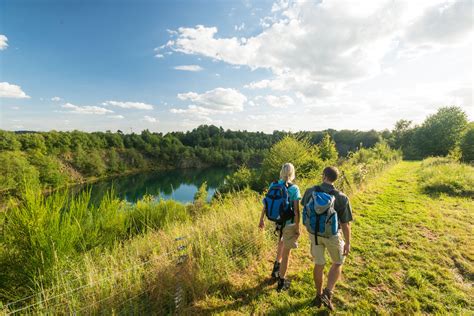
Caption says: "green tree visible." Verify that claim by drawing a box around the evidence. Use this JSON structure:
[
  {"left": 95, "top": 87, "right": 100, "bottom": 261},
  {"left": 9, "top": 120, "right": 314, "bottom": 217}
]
[
  {"left": 318, "top": 133, "right": 338, "bottom": 162},
  {"left": 0, "top": 130, "right": 21, "bottom": 151},
  {"left": 0, "top": 151, "right": 40, "bottom": 192},
  {"left": 17, "top": 133, "right": 47, "bottom": 153},
  {"left": 413, "top": 106, "right": 468, "bottom": 157},
  {"left": 460, "top": 123, "right": 474, "bottom": 163},
  {"left": 28, "top": 151, "right": 69, "bottom": 187},
  {"left": 260, "top": 136, "right": 322, "bottom": 188}
]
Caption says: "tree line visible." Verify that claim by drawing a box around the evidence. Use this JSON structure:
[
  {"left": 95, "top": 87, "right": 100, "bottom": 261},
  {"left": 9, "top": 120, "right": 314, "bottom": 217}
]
[{"left": 0, "top": 105, "right": 471, "bottom": 194}]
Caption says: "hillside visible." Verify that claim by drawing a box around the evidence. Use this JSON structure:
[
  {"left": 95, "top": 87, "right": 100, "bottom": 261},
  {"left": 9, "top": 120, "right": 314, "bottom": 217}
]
[{"left": 186, "top": 161, "right": 473, "bottom": 314}]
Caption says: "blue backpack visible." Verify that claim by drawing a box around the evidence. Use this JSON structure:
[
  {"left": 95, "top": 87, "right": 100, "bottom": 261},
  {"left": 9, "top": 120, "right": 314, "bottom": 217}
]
[
  {"left": 303, "top": 186, "right": 339, "bottom": 244},
  {"left": 263, "top": 181, "right": 294, "bottom": 224}
]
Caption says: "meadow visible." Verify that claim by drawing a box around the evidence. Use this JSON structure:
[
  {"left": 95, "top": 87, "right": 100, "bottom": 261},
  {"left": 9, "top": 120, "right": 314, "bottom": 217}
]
[{"left": 1, "top": 107, "right": 473, "bottom": 314}]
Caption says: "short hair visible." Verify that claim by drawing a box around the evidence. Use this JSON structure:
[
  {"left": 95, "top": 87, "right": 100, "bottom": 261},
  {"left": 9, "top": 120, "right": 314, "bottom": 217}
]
[
  {"left": 323, "top": 166, "right": 339, "bottom": 182},
  {"left": 280, "top": 163, "right": 295, "bottom": 182}
]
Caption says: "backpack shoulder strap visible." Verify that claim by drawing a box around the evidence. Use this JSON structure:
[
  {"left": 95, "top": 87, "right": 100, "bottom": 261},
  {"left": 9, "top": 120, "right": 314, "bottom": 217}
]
[{"left": 313, "top": 185, "right": 322, "bottom": 192}]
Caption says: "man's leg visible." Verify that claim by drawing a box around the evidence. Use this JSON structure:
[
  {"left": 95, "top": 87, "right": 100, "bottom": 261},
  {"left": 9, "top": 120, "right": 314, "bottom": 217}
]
[
  {"left": 276, "top": 239, "right": 284, "bottom": 262},
  {"left": 326, "top": 263, "right": 342, "bottom": 291},
  {"left": 313, "top": 264, "right": 325, "bottom": 295},
  {"left": 279, "top": 246, "right": 291, "bottom": 278}
]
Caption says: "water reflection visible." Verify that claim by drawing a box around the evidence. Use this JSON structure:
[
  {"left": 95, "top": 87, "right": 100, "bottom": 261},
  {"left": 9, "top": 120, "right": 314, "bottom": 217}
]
[{"left": 73, "top": 167, "right": 231, "bottom": 204}]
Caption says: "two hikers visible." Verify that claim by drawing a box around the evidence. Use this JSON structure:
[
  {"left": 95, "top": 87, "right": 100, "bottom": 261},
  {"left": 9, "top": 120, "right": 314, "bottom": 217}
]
[
  {"left": 259, "top": 164, "right": 353, "bottom": 311},
  {"left": 259, "top": 163, "right": 301, "bottom": 292}
]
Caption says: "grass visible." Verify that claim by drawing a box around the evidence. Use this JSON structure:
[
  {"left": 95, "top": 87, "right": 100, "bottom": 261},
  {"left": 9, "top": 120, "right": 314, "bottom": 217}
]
[
  {"left": 185, "top": 161, "right": 473, "bottom": 314},
  {"left": 9, "top": 143, "right": 473, "bottom": 314},
  {"left": 418, "top": 157, "right": 474, "bottom": 197}
]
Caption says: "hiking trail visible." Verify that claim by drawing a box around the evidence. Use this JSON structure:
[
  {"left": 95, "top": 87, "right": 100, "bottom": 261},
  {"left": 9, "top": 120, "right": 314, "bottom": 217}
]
[{"left": 185, "top": 161, "right": 473, "bottom": 315}]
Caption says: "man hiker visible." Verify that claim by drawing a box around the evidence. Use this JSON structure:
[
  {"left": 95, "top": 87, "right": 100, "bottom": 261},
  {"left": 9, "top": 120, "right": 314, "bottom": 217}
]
[
  {"left": 259, "top": 163, "right": 302, "bottom": 292},
  {"left": 301, "top": 166, "right": 353, "bottom": 311}
]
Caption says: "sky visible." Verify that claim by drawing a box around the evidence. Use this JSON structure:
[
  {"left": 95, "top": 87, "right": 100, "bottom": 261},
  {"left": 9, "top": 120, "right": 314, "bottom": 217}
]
[{"left": 0, "top": 0, "right": 472, "bottom": 133}]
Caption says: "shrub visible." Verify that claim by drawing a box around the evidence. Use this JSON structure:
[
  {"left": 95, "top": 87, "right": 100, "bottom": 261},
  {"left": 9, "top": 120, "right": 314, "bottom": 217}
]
[
  {"left": 460, "top": 123, "right": 474, "bottom": 163},
  {"left": 418, "top": 157, "right": 474, "bottom": 197},
  {"left": 0, "top": 151, "right": 40, "bottom": 193},
  {"left": 259, "top": 136, "right": 323, "bottom": 189},
  {"left": 28, "top": 150, "right": 70, "bottom": 187},
  {"left": 73, "top": 147, "right": 106, "bottom": 177},
  {"left": 219, "top": 166, "right": 254, "bottom": 193}
]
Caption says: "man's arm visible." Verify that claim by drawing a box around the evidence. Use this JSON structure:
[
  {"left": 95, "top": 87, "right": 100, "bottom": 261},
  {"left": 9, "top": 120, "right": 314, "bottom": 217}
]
[
  {"left": 340, "top": 222, "right": 351, "bottom": 255},
  {"left": 293, "top": 200, "right": 300, "bottom": 235}
]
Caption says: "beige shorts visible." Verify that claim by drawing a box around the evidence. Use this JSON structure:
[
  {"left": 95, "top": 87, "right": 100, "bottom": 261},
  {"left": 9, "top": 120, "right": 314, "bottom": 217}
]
[
  {"left": 281, "top": 224, "right": 299, "bottom": 250},
  {"left": 310, "top": 233, "right": 345, "bottom": 266}
]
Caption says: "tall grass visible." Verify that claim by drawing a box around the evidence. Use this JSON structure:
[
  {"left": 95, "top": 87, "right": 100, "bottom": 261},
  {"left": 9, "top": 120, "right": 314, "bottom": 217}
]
[
  {"left": 418, "top": 157, "right": 474, "bottom": 197},
  {"left": 1, "top": 139, "right": 402, "bottom": 314}
]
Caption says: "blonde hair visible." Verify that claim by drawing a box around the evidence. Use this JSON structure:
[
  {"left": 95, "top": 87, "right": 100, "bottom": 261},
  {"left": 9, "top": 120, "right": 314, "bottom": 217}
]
[{"left": 280, "top": 163, "right": 295, "bottom": 182}]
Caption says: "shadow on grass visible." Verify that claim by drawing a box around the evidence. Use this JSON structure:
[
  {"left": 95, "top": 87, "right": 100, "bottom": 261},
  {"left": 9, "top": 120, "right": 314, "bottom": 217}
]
[
  {"left": 421, "top": 186, "right": 474, "bottom": 199},
  {"left": 184, "top": 275, "right": 331, "bottom": 315}
]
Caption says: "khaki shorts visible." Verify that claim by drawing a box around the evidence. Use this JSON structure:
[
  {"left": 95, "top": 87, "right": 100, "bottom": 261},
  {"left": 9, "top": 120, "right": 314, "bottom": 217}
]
[
  {"left": 281, "top": 224, "right": 299, "bottom": 250},
  {"left": 310, "top": 233, "right": 345, "bottom": 266}
]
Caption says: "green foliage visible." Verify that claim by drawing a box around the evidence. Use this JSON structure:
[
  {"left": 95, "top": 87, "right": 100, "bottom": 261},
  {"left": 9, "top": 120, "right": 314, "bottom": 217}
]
[
  {"left": 318, "top": 133, "right": 338, "bottom": 162},
  {"left": 413, "top": 106, "right": 468, "bottom": 158},
  {"left": 17, "top": 133, "right": 47, "bottom": 153},
  {"left": 0, "top": 187, "right": 192, "bottom": 297},
  {"left": 0, "top": 151, "right": 40, "bottom": 193},
  {"left": 337, "top": 141, "right": 402, "bottom": 192},
  {"left": 460, "top": 123, "right": 474, "bottom": 163},
  {"left": 127, "top": 196, "right": 189, "bottom": 235},
  {"left": 220, "top": 166, "right": 254, "bottom": 192},
  {"left": 28, "top": 150, "right": 70, "bottom": 187},
  {"left": 193, "top": 181, "right": 208, "bottom": 204},
  {"left": 0, "top": 130, "right": 21, "bottom": 150},
  {"left": 259, "top": 136, "right": 323, "bottom": 188},
  {"left": 418, "top": 157, "right": 474, "bottom": 197},
  {"left": 73, "top": 147, "right": 106, "bottom": 177}
]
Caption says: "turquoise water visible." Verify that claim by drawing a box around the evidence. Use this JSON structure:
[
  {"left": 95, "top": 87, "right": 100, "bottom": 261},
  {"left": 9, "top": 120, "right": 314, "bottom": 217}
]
[{"left": 75, "top": 167, "right": 231, "bottom": 204}]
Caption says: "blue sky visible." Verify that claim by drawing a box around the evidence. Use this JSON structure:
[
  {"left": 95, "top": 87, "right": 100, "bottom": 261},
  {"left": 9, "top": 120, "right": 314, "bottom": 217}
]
[{"left": 0, "top": 0, "right": 472, "bottom": 132}]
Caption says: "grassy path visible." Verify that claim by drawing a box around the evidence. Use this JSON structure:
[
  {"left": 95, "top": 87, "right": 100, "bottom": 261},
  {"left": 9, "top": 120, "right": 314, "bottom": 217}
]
[{"left": 186, "top": 161, "right": 473, "bottom": 315}]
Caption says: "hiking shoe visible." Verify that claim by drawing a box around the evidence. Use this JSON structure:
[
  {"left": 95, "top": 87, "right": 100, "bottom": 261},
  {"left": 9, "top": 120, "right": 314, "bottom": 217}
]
[
  {"left": 277, "top": 278, "right": 291, "bottom": 292},
  {"left": 271, "top": 261, "right": 280, "bottom": 279},
  {"left": 312, "top": 294, "right": 322, "bottom": 308},
  {"left": 321, "top": 288, "right": 335, "bottom": 311}
]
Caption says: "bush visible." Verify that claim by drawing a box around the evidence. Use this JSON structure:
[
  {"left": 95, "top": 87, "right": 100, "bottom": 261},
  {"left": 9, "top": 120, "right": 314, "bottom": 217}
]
[
  {"left": 460, "top": 123, "right": 474, "bottom": 163},
  {"left": 0, "top": 151, "right": 40, "bottom": 193},
  {"left": 73, "top": 147, "right": 106, "bottom": 177},
  {"left": 220, "top": 166, "right": 254, "bottom": 193},
  {"left": 259, "top": 136, "right": 323, "bottom": 189},
  {"left": 28, "top": 150, "right": 70, "bottom": 187},
  {"left": 418, "top": 157, "right": 474, "bottom": 197}
]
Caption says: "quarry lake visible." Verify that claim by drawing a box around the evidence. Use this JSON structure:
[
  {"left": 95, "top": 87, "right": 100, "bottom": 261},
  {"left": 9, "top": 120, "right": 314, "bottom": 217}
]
[{"left": 74, "top": 167, "right": 232, "bottom": 204}]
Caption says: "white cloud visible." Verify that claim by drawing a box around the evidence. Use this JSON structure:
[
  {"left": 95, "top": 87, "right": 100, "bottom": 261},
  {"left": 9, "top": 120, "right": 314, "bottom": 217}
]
[
  {"left": 0, "top": 34, "right": 8, "bottom": 50},
  {"left": 164, "top": 1, "right": 472, "bottom": 101},
  {"left": 271, "top": 0, "right": 289, "bottom": 13},
  {"left": 143, "top": 115, "right": 159, "bottom": 123},
  {"left": 51, "top": 96, "right": 62, "bottom": 101},
  {"left": 403, "top": 0, "right": 473, "bottom": 46},
  {"left": 234, "top": 23, "right": 245, "bottom": 31},
  {"left": 173, "top": 65, "right": 204, "bottom": 72},
  {"left": 255, "top": 95, "right": 295, "bottom": 108},
  {"left": 177, "top": 87, "right": 246, "bottom": 113},
  {"left": 108, "top": 114, "right": 125, "bottom": 119},
  {"left": 61, "top": 103, "right": 113, "bottom": 115},
  {"left": 0, "top": 82, "right": 30, "bottom": 99},
  {"left": 102, "top": 100, "right": 154, "bottom": 110}
]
